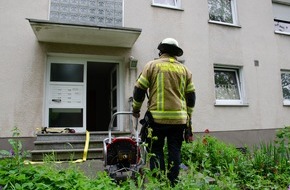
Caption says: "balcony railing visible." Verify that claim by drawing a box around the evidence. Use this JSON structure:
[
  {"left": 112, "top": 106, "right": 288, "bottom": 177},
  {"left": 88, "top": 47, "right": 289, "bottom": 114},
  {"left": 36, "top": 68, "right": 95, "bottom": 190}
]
[
  {"left": 274, "top": 19, "right": 290, "bottom": 34},
  {"left": 49, "top": 0, "right": 123, "bottom": 27}
]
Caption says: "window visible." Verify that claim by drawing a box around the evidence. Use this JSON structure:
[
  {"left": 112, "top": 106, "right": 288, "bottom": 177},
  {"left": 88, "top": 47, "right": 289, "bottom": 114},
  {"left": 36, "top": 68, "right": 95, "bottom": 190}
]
[
  {"left": 152, "top": 0, "right": 181, "bottom": 9},
  {"left": 214, "top": 66, "right": 245, "bottom": 105},
  {"left": 51, "top": 63, "right": 84, "bottom": 82},
  {"left": 49, "top": 0, "right": 123, "bottom": 27},
  {"left": 273, "top": 1, "right": 290, "bottom": 34},
  {"left": 281, "top": 71, "right": 290, "bottom": 105},
  {"left": 49, "top": 108, "right": 83, "bottom": 127},
  {"left": 208, "top": 0, "right": 238, "bottom": 25}
]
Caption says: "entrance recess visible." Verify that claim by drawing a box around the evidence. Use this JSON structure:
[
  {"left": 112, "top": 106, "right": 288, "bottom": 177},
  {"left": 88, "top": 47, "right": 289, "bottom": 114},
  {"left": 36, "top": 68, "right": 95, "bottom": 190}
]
[
  {"left": 46, "top": 57, "right": 119, "bottom": 132},
  {"left": 86, "top": 62, "right": 118, "bottom": 131}
]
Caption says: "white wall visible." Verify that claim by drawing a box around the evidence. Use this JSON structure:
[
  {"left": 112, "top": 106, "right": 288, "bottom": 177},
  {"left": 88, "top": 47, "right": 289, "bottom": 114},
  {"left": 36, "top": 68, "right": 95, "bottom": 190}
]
[
  {"left": 0, "top": 0, "right": 49, "bottom": 137},
  {"left": 1, "top": 0, "right": 290, "bottom": 138},
  {"left": 124, "top": 0, "right": 290, "bottom": 132}
]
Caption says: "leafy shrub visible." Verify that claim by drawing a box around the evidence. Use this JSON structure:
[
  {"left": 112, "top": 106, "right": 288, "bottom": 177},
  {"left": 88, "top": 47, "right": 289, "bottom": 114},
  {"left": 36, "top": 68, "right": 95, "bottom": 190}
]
[
  {"left": 181, "top": 134, "right": 242, "bottom": 174},
  {"left": 1, "top": 127, "right": 290, "bottom": 189},
  {"left": 181, "top": 128, "right": 290, "bottom": 189}
]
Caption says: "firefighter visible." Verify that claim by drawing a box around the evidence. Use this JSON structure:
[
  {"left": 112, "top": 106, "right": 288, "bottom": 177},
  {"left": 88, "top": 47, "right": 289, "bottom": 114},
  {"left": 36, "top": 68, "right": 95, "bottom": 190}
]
[{"left": 132, "top": 38, "right": 196, "bottom": 186}]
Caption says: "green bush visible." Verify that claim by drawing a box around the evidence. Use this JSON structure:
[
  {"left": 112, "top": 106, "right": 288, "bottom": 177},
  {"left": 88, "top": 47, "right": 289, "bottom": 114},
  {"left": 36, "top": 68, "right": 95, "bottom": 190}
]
[
  {"left": 181, "top": 127, "right": 290, "bottom": 189},
  {"left": 1, "top": 127, "right": 290, "bottom": 189}
]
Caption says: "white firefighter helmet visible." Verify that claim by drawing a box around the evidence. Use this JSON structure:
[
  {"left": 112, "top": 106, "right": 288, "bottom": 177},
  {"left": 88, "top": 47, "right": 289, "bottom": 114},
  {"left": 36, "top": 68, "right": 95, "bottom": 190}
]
[{"left": 157, "top": 38, "right": 183, "bottom": 57}]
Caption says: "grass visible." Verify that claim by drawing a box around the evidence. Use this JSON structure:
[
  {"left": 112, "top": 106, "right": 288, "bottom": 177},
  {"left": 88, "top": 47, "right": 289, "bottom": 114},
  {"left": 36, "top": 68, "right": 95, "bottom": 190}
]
[{"left": 0, "top": 126, "right": 290, "bottom": 189}]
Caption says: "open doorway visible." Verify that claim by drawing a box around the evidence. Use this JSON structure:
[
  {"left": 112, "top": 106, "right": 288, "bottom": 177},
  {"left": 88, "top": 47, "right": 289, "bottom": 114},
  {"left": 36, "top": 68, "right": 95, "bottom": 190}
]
[{"left": 87, "top": 62, "right": 117, "bottom": 131}]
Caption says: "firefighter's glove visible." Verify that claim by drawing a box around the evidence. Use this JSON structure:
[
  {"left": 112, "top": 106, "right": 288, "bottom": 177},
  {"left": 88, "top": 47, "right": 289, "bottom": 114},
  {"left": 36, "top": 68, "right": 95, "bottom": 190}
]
[
  {"left": 184, "top": 121, "right": 193, "bottom": 143},
  {"left": 132, "top": 110, "right": 140, "bottom": 118}
]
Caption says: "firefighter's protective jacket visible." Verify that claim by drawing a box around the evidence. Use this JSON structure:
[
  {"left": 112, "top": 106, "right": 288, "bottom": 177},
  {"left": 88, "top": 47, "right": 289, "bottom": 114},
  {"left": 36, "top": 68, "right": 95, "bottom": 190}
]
[{"left": 133, "top": 54, "right": 195, "bottom": 124}]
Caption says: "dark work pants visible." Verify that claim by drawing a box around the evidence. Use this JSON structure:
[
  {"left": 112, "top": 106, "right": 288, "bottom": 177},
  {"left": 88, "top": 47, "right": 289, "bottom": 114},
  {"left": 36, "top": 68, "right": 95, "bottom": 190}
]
[{"left": 148, "top": 123, "right": 185, "bottom": 186}]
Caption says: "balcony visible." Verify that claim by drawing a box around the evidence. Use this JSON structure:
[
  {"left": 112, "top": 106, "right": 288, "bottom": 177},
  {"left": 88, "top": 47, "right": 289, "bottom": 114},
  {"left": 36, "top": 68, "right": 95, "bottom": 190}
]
[{"left": 28, "top": 1, "right": 142, "bottom": 48}]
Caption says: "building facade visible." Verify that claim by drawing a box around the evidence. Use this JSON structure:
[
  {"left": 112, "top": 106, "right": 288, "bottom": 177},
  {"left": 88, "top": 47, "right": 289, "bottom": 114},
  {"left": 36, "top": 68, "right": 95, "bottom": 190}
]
[{"left": 1, "top": 0, "right": 290, "bottom": 149}]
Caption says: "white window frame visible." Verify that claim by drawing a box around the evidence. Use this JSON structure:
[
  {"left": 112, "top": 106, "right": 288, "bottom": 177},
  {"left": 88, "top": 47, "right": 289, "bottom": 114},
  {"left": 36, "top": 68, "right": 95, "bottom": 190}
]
[
  {"left": 208, "top": 0, "right": 239, "bottom": 26},
  {"left": 152, "top": 0, "right": 181, "bottom": 9},
  {"left": 273, "top": 1, "right": 290, "bottom": 35},
  {"left": 281, "top": 70, "right": 290, "bottom": 105},
  {"left": 214, "top": 65, "right": 246, "bottom": 106}
]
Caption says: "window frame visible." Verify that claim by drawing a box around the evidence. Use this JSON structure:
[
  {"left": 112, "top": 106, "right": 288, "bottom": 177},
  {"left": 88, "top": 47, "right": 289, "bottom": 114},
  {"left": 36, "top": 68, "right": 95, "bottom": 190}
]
[
  {"left": 208, "top": 0, "right": 239, "bottom": 26},
  {"left": 214, "top": 65, "right": 246, "bottom": 106},
  {"left": 281, "top": 70, "right": 290, "bottom": 106},
  {"left": 152, "top": 0, "right": 182, "bottom": 9},
  {"left": 273, "top": 1, "right": 290, "bottom": 35}
]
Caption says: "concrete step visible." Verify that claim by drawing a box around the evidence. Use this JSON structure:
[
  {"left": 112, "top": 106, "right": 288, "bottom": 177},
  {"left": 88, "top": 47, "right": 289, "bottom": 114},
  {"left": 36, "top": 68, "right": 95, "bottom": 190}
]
[
  {"left": 33, "top": 140, "right": 103, "bottom": 150},
  {"left": 35, "top": 131, "right": 131, "bottom": 141},
  {"left": 31, "top": 148, "right": 103, "bottom": 161},
  {"left": 31, "top": 131, "right": 132, "bottom": 161}
]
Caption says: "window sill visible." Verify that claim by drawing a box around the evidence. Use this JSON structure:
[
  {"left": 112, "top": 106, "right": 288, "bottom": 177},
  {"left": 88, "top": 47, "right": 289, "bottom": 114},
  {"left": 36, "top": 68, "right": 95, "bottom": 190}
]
[
  {"left": 208, "top": 20, "right": 241, "bottom": 28},
  {"left": 274, "top": 31, "right": 290, "bottom": 36},
  {"left": 214, "top": 103, "right": 249, "bottom": 107},
  {"left": 283, "top": 100, "right": 290, "bottom": 106},
  {"left": 151, "top": 4, "right": 184, "bottom": 11}
]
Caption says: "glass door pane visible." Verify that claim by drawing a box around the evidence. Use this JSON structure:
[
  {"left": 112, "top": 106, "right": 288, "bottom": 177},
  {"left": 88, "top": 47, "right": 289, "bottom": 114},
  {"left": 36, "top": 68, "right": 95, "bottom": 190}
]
[
  {"left": 51, "top": 63, "right": 84, "bottom": 82},
  {"left": 49, "top": 108, "right": 83, "bottom": 127}
]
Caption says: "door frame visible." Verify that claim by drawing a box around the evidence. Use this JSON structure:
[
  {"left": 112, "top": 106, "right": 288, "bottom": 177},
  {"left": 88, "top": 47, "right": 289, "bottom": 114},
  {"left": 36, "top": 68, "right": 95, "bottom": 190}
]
[{"left": 44, "top": 53, "right": 125, "bottom": 132}]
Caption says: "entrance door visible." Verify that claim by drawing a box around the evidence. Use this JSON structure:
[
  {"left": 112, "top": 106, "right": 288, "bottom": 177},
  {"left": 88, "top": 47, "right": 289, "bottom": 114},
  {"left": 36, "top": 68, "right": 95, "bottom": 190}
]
[
  {"left": 110, "top": 65, "right": 118, "bottom": 129},
  {"left": 46, "top": 57, "right": 120, "bottom": 132},
  {"left": 46, "top": 58, "right": 86, "bottom": 133}
]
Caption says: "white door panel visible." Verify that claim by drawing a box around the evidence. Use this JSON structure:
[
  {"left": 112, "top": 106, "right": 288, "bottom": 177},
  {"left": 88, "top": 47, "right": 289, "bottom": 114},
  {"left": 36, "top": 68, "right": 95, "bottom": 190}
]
[
  {"left": 49, "top": 84, "right": 83, "bottom": 107},
  {"left": 46, "top": 58, "right": 86, "bottom": 133}
]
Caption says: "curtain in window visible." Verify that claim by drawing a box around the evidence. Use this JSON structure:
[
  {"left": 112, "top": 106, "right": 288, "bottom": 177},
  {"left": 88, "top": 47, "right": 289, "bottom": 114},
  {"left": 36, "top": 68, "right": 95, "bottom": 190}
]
[
  {"left": 154, "top": 0, "right": 176, "bottom": 6},
  {"left": 215, "top": 70, "right": 240, "bottom": 100},
  {"left": 281, "top": 72, "right": 290, "bottom": 100},
  {"left": 208, "top": 0, "right": 233, "bottom": 23}
]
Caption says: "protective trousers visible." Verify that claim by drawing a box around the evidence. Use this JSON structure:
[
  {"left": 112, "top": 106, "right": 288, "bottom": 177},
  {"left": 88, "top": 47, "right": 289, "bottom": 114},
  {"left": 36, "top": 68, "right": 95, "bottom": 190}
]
[{"left": 148, "top": 123, "right": 185, "bottom": 186}]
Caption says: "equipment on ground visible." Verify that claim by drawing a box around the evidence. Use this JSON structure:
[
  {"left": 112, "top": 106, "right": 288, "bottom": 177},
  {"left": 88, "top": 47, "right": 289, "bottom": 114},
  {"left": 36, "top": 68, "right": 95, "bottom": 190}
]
[{"left": 103, "top": 111, "right": 146, "bottom": 181}]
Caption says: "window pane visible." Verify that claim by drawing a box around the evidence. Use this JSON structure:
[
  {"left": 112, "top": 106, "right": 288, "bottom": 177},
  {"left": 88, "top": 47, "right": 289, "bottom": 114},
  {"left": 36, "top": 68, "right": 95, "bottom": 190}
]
[
  {"left": 272, "top": 3, "right": 290, "bottom": 22},
  {"left": 51, "top": 63, "right": 84, "bottom": 82},
  {"left": 49, "top": 108, "right": 83, "bottom": 127},
  {"left": 281, "top": 72, "right": 290, "bottom": 100},
  {"left": 154, "top": 0, "right": 176, "bottom": 6},
  {"left": 273, "top": 3, "right": 290, "bottom": 33},
  {"left": 208, "top": 0, "right": 233, "bottom": 23},
  {"left": 215, "top": 70, "right": 240, "bottom": 100}
]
